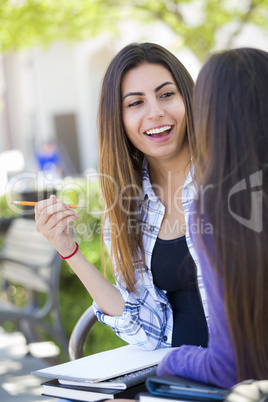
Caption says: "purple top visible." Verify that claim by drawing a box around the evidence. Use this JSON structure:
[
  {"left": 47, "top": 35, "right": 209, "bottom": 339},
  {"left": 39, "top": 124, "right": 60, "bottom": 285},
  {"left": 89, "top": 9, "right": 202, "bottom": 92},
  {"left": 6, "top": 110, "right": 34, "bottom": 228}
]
[{"left": 157, "top": 211, "right": 238, "bottom": 389}]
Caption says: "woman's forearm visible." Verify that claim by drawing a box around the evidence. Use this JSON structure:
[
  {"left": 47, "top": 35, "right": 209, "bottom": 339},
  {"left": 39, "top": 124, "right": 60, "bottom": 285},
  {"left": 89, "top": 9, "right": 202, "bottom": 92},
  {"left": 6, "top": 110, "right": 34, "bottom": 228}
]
[{"left": 66, "top": 249, "right": 125, "bottom": 316}]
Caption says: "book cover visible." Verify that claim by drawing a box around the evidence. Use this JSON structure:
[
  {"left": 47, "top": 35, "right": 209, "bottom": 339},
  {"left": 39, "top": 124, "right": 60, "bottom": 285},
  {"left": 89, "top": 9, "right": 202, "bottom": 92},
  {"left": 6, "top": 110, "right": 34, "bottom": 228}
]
[
  {"left": 42, "top": 379, "right": 119, "bottom": 401},
  {"left": 58, "top": 364, "right": 157, "bottom": 390},
  {"left": 32, "top": 345, "right": 173, "bottom": 383},
  {"left": 146, "top": 376, "right": 227, "bottom": 401}
]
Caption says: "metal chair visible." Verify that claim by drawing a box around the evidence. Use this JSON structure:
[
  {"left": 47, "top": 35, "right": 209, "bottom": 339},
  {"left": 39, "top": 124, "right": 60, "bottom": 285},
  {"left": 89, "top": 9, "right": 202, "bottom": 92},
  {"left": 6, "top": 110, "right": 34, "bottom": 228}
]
[{"left": 68, "top": 305, "right": 97, "bottom": 360}]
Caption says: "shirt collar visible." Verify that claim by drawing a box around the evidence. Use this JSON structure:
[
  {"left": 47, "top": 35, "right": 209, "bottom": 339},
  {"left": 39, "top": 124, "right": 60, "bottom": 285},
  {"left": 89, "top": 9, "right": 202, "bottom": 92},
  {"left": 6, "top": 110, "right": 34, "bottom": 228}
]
[{"left": 142, "top": 158, "right": 159, "bottom": 202}]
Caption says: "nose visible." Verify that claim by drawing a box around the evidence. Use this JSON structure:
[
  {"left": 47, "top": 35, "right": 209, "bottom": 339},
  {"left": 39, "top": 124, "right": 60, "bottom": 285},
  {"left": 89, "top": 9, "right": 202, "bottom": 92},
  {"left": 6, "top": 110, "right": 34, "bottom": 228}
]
[{"left": 147, "top": 99, "right": 165, "bottom": 120}]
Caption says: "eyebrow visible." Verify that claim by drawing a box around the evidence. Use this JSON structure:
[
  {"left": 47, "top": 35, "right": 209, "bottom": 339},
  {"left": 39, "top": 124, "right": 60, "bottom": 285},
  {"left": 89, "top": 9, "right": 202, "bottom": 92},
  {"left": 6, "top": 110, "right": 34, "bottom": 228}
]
[{"left": 122, "top": 81, "right": 175, "bottom": 100}]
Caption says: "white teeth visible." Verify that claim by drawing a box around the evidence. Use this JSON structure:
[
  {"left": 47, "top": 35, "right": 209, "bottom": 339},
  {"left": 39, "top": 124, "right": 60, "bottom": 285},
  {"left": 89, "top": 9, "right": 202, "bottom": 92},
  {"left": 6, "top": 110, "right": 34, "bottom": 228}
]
[{"left": 146, "top": 126, "right": 171, "bottom": 135}]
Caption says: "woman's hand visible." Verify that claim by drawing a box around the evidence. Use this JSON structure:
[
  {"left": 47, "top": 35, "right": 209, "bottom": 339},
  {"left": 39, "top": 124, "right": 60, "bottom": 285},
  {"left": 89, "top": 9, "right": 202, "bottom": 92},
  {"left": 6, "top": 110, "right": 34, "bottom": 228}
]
[
  {"left": 35, "top": 194, "right": 80, "bottom": 257},
  {"left": 35, "top": 195, "right": 125, "bottom": 316}
]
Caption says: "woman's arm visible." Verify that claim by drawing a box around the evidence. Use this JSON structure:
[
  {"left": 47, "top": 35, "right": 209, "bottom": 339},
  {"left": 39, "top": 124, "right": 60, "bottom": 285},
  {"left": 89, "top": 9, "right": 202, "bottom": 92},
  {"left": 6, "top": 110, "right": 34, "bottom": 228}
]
[
  {"left": 35, "top": 195, "right": 173, "bottom": 350},
  {"left": 35, "top": 195, "right": 125, "bottom": 316}
]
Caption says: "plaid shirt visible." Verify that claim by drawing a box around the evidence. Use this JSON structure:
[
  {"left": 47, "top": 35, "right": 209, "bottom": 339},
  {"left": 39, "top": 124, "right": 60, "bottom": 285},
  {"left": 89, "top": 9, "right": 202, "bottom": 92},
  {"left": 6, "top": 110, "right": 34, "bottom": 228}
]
[{"left": 93, "top": 158, "right": 208, "bottom": 350}]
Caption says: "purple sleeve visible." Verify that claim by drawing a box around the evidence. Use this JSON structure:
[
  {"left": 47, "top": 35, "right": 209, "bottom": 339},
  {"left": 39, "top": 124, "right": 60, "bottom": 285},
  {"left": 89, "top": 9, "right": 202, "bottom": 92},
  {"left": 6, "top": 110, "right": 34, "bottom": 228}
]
[{"left": 157, "top": 214, "right": 238, "bottom": 389}]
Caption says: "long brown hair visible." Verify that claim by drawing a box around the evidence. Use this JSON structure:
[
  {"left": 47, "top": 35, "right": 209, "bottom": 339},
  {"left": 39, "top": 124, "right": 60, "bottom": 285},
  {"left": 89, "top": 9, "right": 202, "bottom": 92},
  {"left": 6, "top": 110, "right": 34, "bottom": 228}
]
[
  {"left": 192, "top": 48, "right": 268, "bottom": 381},
  {"left": 98, "top": 42, "right": 194, "bottom": 292}
]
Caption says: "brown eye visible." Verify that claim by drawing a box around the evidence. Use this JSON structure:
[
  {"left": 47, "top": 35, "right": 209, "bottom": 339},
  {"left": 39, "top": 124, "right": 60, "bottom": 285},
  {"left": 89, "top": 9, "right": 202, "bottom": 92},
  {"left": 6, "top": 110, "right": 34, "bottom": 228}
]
[
  {"left": 128, "top": 100, "right": 143, "bottom": 108},
  {"left": 161, "top": 91, "right": 175, "bottom": 98}
]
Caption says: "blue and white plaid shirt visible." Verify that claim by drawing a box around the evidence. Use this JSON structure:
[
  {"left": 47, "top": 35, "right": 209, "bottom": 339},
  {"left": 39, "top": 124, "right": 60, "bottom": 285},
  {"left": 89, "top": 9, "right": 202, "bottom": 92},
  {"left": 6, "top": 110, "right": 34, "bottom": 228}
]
[{"left": 93, "top": 158, "right": 208, "bottom": 350}]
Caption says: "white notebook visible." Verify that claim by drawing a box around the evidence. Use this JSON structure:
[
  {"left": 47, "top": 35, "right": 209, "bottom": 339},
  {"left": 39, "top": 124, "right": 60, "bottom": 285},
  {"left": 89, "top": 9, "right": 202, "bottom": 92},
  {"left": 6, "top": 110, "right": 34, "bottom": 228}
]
[{"left": 32, "top": 345, "right": 173, "bottom": 384}]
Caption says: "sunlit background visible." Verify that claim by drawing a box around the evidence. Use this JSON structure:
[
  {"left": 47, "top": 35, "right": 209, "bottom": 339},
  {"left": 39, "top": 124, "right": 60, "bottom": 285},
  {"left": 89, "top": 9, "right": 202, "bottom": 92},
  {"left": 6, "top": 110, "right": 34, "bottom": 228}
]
[{"left": 0, "top": 0, "right": 268, "bottom": 197}]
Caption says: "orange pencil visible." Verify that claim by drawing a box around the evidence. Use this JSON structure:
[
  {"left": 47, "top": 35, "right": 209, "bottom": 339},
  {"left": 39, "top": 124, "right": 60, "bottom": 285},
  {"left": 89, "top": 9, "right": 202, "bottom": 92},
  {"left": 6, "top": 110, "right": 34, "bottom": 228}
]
[{"left": 10, "top": 201, "right": 86, "bottom": 209}]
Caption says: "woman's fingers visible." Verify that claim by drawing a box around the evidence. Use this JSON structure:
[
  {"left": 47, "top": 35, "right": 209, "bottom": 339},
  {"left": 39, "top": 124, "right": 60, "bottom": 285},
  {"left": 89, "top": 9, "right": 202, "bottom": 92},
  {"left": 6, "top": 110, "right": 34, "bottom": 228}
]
[
  {"left": 39, "top": 209, "right": 78, "bottom": 233},
  {"left": 34, "top": 194, "right": 80, "bottom": 256},
  {"left": 35, "top": 195, "right": 79, "bottom": 233},
  {"left": 35, "top": 194, "right": 58, "bottom": 220}
]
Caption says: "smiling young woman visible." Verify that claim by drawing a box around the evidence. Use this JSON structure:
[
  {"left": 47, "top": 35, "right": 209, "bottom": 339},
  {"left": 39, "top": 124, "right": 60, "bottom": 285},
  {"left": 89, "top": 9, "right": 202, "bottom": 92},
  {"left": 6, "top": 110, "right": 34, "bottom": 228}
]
[{"left": 35, "top": 43, "right": 208, "bottom": 353}]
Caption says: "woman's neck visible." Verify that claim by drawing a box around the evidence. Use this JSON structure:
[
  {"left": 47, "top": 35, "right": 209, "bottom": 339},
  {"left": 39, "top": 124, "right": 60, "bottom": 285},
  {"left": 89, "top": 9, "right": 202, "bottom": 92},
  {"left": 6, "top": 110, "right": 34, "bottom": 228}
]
[
  {"left": 147, "top": 143, "right": 191, "bottom": 239},
  {"left": 147, "top": 143, "right": 191, "bottom": 192}
]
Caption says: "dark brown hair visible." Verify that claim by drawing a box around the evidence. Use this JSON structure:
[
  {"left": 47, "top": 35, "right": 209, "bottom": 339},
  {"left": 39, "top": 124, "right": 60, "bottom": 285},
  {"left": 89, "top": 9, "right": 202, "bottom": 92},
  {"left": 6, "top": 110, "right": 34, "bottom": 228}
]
[
  {"left": 98, "top": 42, "right": 194, "bottom": 292},
  {"left": 193, "top": 47, "right": 268, "bottom": 381}
]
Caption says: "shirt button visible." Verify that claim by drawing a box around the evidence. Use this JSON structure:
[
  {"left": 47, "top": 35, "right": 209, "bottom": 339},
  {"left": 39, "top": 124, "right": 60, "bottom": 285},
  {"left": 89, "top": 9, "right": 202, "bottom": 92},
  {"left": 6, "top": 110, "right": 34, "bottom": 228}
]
[
  {"left": 150, "top": 226, "right": 155, "bottom": 232},
  {"left": 162, "top": 335, "right": 167, "bottom": 342}
]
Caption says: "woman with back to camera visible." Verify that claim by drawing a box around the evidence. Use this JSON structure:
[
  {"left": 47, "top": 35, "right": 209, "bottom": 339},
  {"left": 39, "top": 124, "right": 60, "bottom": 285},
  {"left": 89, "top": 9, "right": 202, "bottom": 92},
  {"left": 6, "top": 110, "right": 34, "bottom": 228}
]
[
  {"left": 157, "top": 47, "right": 268, "bottom": 388},
  {"left": 35, "top": 42, "right": 209, "bottom": 350}
]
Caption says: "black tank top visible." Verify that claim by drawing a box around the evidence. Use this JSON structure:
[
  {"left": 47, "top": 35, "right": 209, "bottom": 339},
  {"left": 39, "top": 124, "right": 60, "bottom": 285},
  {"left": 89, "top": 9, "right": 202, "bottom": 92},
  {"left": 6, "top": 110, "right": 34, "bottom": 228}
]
[{"left": 151, "top": 236, "right": 208, "bottom": 347}]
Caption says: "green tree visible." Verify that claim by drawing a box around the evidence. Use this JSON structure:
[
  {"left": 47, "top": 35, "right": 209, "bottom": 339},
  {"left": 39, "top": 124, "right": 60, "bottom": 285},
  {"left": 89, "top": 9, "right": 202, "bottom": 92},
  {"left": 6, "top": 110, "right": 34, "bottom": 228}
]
[{"left": 0, "top": 0, "right": 267, "bottom": 61}]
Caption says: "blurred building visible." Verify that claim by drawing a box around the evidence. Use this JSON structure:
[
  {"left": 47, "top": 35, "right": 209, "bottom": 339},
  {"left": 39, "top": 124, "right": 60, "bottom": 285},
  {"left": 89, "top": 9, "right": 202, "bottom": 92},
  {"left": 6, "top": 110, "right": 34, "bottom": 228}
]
[{"left": 0, "top": 35, "right": 115, "bottom": 176}]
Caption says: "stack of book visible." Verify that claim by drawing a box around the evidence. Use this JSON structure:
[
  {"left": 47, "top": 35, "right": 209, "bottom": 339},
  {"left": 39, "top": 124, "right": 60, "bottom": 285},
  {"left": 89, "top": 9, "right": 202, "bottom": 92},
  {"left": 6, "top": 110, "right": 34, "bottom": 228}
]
[{"left": 32, "top": 345, "right": 174, "bottom": 401}]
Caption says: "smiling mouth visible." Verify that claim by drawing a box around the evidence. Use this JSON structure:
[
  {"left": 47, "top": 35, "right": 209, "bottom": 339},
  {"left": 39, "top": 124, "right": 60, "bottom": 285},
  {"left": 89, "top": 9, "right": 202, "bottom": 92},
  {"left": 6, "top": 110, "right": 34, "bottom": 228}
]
[{"left": 145, "top": 125, "right": 172, "bottom": 137}]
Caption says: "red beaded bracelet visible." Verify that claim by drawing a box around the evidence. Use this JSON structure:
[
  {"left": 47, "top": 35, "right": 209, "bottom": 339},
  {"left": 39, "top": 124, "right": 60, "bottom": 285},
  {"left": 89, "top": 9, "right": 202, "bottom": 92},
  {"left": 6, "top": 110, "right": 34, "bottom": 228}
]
[{"left": 60, "top": 242, "right": 79, "bottom": 259}]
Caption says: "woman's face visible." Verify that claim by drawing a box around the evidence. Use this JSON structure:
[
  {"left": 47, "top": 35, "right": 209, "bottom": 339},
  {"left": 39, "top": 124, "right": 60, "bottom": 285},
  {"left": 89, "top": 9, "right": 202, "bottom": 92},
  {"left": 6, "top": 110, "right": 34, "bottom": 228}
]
[{"left": 121, "top": 62, "right": 186, "bottom": 163}]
